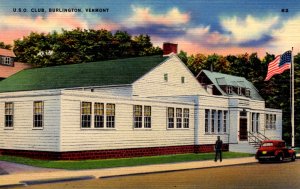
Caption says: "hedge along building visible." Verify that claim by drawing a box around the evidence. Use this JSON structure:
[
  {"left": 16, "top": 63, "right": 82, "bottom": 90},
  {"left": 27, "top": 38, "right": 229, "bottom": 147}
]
[{"left": 0, "top": 43, "right": 282, "bottom": 160}]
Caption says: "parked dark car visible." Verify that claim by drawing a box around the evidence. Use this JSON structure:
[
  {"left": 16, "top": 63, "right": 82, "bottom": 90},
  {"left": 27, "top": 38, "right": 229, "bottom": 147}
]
[{"left": 255, "top": 140, "right": 296, "bottom": 162}]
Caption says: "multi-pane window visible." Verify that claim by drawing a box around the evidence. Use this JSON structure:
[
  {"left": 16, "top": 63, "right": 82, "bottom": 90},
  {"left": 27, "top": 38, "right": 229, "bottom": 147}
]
[
  {"left": 33, "top": 101, "right": 44, "bottom": 128},
  {"left": 205, "top": 109, "right": 209, "bottom": 133},
  {"left": 133, "top": 105, "right": 143, "bottom": 128},
  {"left": 94, "top": 103, "right": 104, "bottom": 128},
  {"left": 167, "top": 107, "right": 174, "bottom": 128},
  {"left": 251, "top": 113, "right": 255, "bottom": 132},
  {"left": 144, "top": 106, "right": 151, "bottom": 128},
  {"left": 217, "top": 110, "right": 222, "bottom": 133},
  {"left": 5, "top": 102, "right": 13, "bottom": 127},
  {"left": 256, "top": 113, "right": 260, "bottom": 132},
  {"left": 251, "top": 113, "right": 260, "bottom": 132},
  {"left": 4, "top": 57, "right": 11, "bottom": 65},
  {"left": 106, "top": 103, "right": 115, "bottom": 128},
  {"left": 206, "top": 109, "right": 228, "bottom": 134},
  {"left": 265, "top": 114, "right": 276, "bottom": 130},
  {"left": 271, "top": 114, "right": 276, "bottom": 129},
  {"left": 211, "top": 110, "right": 216, "bottom": 133},
  {"left": 183, "top": 108, "right": 189, "bottom": 128},
  {"left": 81, "top": 102, "right": 91, "bottom": 128},
  {"left": 176, "top": 108, "right": 182, "bottom": 128},
  {"left": 223, "top": 111, "right": 228, "bottom": 133},
  {"left": 227, "top": 86, "right": 233, "bottom": 94}
]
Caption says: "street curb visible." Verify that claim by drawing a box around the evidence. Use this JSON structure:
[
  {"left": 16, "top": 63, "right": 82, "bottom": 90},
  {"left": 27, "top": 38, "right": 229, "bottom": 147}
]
[
  {"left": 100, "top": 162, "right": 257, "bottom": 179},
  {"left": 0, "top": 183, "right": 26, "bottom": 188},
  {"left": 20, "top": 175, "right": 95, "bottom": 186}
]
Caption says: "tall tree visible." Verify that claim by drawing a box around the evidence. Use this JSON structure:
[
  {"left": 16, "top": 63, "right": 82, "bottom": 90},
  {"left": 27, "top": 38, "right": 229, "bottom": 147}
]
[{"left": 13, "top": 29, "right": 162, "bottom": 67}]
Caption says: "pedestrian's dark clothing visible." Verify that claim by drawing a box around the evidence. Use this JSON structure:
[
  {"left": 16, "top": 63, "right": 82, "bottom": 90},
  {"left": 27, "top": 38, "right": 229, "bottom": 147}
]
[{"left": 215, "top": 139, "right": 223, "bottom": 162}]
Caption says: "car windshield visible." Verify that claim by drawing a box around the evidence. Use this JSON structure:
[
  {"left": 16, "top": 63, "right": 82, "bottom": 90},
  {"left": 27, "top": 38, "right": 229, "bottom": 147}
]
[{"left": 262, "top": 142, "right": 273, "bottom": 147}]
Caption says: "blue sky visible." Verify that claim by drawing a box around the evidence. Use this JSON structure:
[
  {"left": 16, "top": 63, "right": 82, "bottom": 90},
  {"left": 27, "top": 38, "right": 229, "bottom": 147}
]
[{"left": 1, "top": 0, "right": 299, "bottom": 56}]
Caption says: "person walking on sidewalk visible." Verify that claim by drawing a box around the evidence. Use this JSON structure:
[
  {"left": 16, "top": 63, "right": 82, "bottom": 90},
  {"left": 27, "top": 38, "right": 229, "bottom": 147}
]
[{"left": 215, "top": 136, "right": 223, "bottom": 162}]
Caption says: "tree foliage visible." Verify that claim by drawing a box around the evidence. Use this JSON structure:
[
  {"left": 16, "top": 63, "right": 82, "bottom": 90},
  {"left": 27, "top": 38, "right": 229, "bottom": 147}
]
[
  {"left": 13, "top": 29, "right": 162, "bottom": 67},
  {"left": 0, "top": 41, "right": 12, "bottom": 50}
]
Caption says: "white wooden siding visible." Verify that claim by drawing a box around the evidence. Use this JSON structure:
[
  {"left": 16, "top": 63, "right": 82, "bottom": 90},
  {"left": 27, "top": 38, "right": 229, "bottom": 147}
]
[
  {"left": 73, "top": 85, "right": 133, "bottom": 97},
  {"left": 0, "top": 94, "right": 61, "bottom": 151},
  {"left": 133, "top": 55, "right": 207, "bottom": 97},
  {"left": 60, "top": 92, "right": 195, "bottom": 151}
]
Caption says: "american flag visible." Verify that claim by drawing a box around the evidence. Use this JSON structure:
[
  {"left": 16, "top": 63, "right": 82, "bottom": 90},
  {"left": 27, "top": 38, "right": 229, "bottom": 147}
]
[{"left": 264, "top": 51, "right": 292, "bottom": 81}]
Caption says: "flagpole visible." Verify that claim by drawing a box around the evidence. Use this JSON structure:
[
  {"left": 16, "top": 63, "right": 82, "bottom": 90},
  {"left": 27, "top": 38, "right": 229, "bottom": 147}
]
[{"left": 291, "top": 47, "right": 295, "bottom": 148}]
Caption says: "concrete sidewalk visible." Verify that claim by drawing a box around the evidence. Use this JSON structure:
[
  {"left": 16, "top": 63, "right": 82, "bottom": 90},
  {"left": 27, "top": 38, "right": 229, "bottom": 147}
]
[{"left": 0, "top": 157, "right": 257, "bottom": 187}]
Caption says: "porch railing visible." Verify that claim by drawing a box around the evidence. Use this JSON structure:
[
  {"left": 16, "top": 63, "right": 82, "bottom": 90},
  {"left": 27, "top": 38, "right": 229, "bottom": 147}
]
[{"left": 247, "top": 131, "right": 270, "bottom": 149}]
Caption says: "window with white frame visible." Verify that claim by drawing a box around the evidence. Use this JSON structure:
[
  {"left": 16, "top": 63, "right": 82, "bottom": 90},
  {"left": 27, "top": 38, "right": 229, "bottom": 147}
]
[
  {"left": 223, "top": 111, "right": 228, "bottom": 133},
  {"left": 3, "top": 57, "right": 11, "bottom": 65},
  {"left": 205, "top": 109, "right": 209, "bottom": 133},
  {"left": 272, "top": 114, "right": 276, "bottom": 129},
  {"left": 106, "top": 103, "right": 115, "bottom": 128},
  {"left": 211, "top": 110, "right": 216, "bottom": 133},
  {"left": 237, "top": 87, "right": 242, "bottom": 95},
  {"left": 256, "top": 113, "right": 260, "bottom": 132},
  {"left": 226, "top": 86, "right": 233, "bottom": 94},
  {"left": 176, "top": 108, "right": 182, "bottom": 128},
  {"left": 167, "top": 107, "right": 174, "bottom": 128},
  {"left": 133, "top": 105, "right": 143, "bottom": 128},
  {"left": 5, "top": 102, "right": 13, "bottom": 128},
  {"left": 251, "top": 113, "right": 260, "bottom": 132},
  {"left": 94, "top": 103, "right": 104, "bottom": 128},
  {"left": 81, "top": 102, "right": 91, "bottom": 128},
  {"left": 144, "top": 106, "right": 151, "bottom": 128},
  {"left": 217, "top": 110, "right": 222, "bottom": 133},
  {"left": 251, "top": 113, "right": 255, "bottom": 132},
  {"left": 183, "top": 108, "right": 189, "bottom": 128},
  {"left": 265, "top": 114, "right": 276, "bottom": 130},
  {"left": 33, "top": 101, "right": 44, "bottom": 128}
]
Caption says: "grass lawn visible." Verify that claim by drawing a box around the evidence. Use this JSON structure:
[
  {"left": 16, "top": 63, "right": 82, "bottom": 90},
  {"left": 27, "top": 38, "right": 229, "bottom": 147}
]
[{"left": 0, "top": 152, "right": 253, "bottom": 170}]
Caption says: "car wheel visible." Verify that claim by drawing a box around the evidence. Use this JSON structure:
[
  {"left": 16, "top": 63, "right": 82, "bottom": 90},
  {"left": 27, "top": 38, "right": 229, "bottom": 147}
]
[
  {"left": 291, "top": 154, "right": 296, "bottom": 162},
  {"left": 276, "top": 154, "right": 283, "bottom": 162}
]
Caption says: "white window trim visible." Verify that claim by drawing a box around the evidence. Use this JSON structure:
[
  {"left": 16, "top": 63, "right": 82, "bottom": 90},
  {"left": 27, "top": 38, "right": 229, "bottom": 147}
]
[
  {"left": 80, "top": 101, "right": 116, "bottom": 130},
  {"left": 33, "top": 101, "right": 44, "bottom": 130},
  {"left": 4, "top": 102, "right": 14, "bottom": 130},
  {"left": 167, "top": 107, "right": 190, "bottom": 130}
]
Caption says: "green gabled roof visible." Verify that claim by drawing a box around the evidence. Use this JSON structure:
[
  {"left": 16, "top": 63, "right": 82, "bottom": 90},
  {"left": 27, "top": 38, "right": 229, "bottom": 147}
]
[
  {"left": 0, "top": 55, "right": 168, "bottom": 93},
  {"left": 201, "top": 70, "right": 263, "bottom": 101}
]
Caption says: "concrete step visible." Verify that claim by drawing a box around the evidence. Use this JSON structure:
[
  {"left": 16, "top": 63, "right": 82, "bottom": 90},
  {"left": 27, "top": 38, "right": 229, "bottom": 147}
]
[{"left": 229, "top": 143, "right": 257, "bottom": 154}]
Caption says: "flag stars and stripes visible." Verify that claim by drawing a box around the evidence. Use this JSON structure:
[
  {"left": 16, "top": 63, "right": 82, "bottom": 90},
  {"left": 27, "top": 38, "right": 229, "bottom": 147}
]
[{"left": 265, "top": 51, "right": 291, "bottom": 81}]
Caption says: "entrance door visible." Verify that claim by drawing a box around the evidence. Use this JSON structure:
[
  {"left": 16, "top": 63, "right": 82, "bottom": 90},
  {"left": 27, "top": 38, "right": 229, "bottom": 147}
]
[{"left": 239, "top": 118, "right": 248, "bottom": 140}]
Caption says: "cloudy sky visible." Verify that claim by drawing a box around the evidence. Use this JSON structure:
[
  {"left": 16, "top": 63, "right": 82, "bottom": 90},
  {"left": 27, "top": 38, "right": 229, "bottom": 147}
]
[{"left": 0, "top": 0, "right": 299, "bottom": 57}]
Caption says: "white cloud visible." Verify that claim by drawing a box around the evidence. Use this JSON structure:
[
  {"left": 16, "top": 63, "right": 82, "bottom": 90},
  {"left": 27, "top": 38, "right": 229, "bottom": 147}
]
[
  {"left": 0, "top": 13, "right": 88, "bottom": 32},
  {"left": 220, "top": 15, "right": 279, "bottom": 43},
  {"left": 271, "top": 14, "right": 300, "bottom": 54},
  {"left": 126, "top": 5, "right": 190, "bottom": 27}
]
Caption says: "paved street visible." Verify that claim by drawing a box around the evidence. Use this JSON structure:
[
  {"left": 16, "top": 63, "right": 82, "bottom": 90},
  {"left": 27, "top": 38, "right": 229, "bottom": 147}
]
[{"left": 9, "top": 160, "right": 300, "bottom": 189}]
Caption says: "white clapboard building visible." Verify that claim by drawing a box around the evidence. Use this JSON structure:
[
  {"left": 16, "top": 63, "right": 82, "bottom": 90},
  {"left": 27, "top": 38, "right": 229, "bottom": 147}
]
[{"left": 0, "top": 43, "right": 282, "bottom": 160}]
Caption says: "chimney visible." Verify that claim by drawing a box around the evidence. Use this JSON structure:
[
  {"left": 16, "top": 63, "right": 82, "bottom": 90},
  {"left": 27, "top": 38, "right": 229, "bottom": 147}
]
[{"left": 163, "top": 42, "right": 178, "bottom": 56}]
